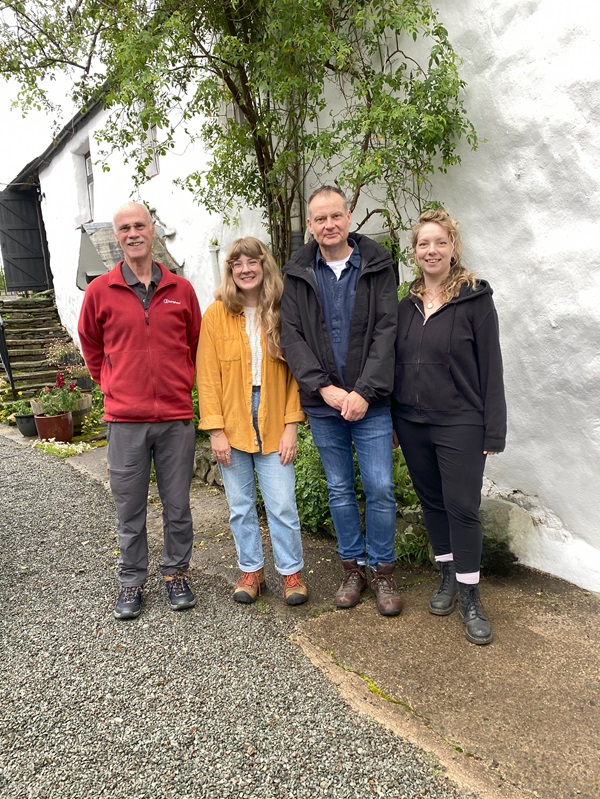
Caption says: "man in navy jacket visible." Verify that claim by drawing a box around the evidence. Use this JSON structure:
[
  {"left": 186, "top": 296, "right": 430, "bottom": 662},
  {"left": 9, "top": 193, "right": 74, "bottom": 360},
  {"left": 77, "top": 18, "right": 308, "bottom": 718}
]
[{"left": 281, "top": 186, "right": 402, "bottom": 616}]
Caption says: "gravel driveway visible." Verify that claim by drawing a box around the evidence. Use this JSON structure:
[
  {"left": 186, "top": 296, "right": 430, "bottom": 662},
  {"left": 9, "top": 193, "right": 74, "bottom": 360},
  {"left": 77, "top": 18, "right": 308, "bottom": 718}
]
[{"left": 0, "top": 436, "right": 473, "bottom": 799}]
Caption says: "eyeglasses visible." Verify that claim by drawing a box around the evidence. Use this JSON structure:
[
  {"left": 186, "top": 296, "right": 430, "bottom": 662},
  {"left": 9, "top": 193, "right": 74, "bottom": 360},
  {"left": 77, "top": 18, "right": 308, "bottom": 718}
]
[{"left": 230, "top": 258, "right": 261, "bottom": 272}]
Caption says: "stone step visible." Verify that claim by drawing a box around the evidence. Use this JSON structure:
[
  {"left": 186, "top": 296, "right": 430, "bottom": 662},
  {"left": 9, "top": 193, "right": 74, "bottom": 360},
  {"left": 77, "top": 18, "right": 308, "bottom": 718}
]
[
  {"left": 9, "top": 353, "right": 49, "bottom": 364},
  {"left": 6, "top": 382, "right": 56, "bottom": 398},
  {"left": 0, "top": 307, "right": 55, "bottom": 319},
  {"left": 5, "top": 331, "right": 68, "bottom": 345},
  {"left": 2, "top": 304, "right": 61, "bottom": 315},
  {"left": 0, "top": 297, "right": 55, "bottom": 310},
  {"left": 4, "top": 322, "right": 64, "bottom": 333},
  {"left": 4, "top": 323, "right": 63, "bottom": 332},
  {"left": 2, "top": 346, "right": 50, "bottom": 357},
  {"left": 5, "top": 335, "right": 68, "bottom": 347},
  {"left": 12, "top": 367, "right": 58, "bottom": 380},
  {"left": 0, "top": 309, "right": 60, "bottom": 322},
  {"left": 10, "top": 358, "right": 51, "bottom": 369}
]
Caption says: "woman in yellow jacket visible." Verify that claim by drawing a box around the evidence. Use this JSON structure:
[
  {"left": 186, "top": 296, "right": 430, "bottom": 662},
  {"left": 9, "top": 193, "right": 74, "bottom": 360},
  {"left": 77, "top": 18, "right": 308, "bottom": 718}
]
[{"left": 197, "top": 237, "right": 308, "bottom": 605}]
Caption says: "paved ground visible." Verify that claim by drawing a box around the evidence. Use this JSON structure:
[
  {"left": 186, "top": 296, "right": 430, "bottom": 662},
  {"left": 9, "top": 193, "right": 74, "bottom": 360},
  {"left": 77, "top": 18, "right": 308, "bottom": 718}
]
[{"left": 2, "top": 426, "right": 599, "bottom": 799}]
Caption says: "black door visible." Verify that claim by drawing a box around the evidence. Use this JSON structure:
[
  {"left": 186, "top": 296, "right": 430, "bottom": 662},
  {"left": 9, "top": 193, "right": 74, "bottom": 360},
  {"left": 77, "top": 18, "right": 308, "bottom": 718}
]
[{"left": 0, "top": 189, "right": 53, "bottom": 292}]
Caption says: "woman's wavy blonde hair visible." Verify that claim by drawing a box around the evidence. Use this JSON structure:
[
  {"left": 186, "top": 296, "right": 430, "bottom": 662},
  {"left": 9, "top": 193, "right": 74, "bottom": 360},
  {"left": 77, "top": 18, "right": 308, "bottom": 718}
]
[
  {"left": 410, "top": 208, "right": 477, "bottom": 303},
  {"left": 216, "top": 236, "right": 284, "bottom": 359}
]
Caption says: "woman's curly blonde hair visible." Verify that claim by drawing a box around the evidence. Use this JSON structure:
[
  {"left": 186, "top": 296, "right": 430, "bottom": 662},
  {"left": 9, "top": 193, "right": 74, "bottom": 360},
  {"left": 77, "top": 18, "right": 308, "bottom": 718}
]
[
  {"left": 410, "top": 208, "right": 477, "bottom": 303},
  {"left": 216, "top": 237, "right": 284, "bottom": 360}
]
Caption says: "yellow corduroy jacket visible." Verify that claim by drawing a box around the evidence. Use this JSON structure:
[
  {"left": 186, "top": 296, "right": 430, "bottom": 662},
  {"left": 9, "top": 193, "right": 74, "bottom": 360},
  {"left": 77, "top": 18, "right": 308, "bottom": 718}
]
[{"left": 197, "top": 300, "right": 305, "bottom": 454}]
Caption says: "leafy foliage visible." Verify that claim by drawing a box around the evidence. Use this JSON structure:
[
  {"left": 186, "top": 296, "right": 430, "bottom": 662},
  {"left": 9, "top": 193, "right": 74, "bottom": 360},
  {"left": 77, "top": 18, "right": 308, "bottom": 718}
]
[
  {"left": 80, "top": 383, "right": 105, "bottom": 437},
  {"left": 394, "top": 523, "right": 430, "bottom": 565},
  {"left": 392, "top": 446, "right": 418, "bottom": 506},
  {"left": 1, "top": 389, "right": 31, "bottom": 421},
  {"left": 32, "top": 438, "right": 94, "bottom": 457},
  {"left": 295, "top": 424, "right": 334, "bottom": 535},
  {"left": 0, "top": 0, "right": 478, "bottom": 262}
]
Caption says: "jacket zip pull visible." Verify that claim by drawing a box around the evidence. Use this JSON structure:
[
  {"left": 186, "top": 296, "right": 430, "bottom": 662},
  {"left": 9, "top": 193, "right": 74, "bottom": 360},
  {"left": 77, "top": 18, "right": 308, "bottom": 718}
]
[{"left": 145, "top": 309, "right": 150, "bottom": 325}]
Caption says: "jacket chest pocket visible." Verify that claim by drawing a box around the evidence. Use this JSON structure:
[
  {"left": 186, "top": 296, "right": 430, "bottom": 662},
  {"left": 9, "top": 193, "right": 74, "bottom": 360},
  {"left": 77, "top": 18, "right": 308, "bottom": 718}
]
[{"left": 216, "top": 334, "right": 242, "bottom": 362}]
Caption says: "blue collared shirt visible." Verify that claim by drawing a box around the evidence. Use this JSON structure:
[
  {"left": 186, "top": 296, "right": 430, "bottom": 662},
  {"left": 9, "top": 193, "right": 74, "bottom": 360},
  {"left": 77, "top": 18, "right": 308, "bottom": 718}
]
[
  {"left": 314, "top": 238, "right": 361, "bottom": 385},
  {"left": 307, "top": 239, "right": 389, "bottom": 422}
]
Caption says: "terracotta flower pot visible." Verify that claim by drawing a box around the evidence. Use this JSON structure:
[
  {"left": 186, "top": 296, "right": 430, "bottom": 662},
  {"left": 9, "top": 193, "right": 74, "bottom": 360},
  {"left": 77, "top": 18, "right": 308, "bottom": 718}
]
[
  {"left": 15, "top": 414, "right": 38, "bottom": 437},
  {"left": 34, "top": 412, "right": 74, "bottom": 443}
]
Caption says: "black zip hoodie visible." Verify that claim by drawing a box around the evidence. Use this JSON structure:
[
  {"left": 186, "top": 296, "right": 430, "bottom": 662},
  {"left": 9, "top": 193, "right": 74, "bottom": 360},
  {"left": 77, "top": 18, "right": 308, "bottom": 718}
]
[{"left": 392, "top": 280, "right": 507, "bottom": 452}]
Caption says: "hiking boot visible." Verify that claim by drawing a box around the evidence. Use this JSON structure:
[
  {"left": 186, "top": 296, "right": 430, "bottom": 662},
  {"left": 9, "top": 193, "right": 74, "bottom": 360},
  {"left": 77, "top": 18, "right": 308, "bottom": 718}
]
[
  {"left": 429, "top": 561, "right": 459, "bottom": 616},
  {"left": 458, "top": 583, "right": 493, "bottom": 645},
  {"left": 335, "top": 559, "right": 367, "bottom": 609},
  {"left": 164, "top": 571, "right": 196, "bottom": 611},
  {"left": 369, "top": 563, "right": 404, "bottom": 617},
  {"left": 283, "top": 572, "right": 309, "bottom": 606},
  {"left": 114, "top": 586, "right": 143, "bottom": 620},
  {"left": 233, "top": 569, "right": 266, "bottom": 604}
]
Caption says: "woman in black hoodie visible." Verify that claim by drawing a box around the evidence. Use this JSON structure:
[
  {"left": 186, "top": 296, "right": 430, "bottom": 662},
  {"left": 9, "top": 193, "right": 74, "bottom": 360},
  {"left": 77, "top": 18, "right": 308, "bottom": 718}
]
[{"left": 392, "top": 209, "right": 506, "bottom": 645}]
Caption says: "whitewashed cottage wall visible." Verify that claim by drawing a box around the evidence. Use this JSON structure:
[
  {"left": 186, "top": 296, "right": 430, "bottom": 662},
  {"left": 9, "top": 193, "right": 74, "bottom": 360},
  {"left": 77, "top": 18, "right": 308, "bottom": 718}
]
[{"left": 429, "top": 1, "right": 600, "bottom": 590}]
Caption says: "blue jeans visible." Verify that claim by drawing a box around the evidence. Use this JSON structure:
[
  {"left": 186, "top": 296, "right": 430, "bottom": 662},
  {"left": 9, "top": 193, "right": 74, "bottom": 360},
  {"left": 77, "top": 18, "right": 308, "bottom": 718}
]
[
  {"left": 308, "top": 411, "right": 396, "bottom": 567},
  {"left": 219, "top": 388, "right": 304, "bottom": 575}
]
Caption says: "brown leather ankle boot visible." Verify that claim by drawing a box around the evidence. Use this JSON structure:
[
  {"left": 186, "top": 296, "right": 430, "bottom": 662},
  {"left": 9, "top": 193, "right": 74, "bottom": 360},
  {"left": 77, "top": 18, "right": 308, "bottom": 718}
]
[
  {"left": 369, "top": 562, "right": 404, "bottom": 616},
  {"left": 334, "top": 559, "right": 367, "bottom": 608}
]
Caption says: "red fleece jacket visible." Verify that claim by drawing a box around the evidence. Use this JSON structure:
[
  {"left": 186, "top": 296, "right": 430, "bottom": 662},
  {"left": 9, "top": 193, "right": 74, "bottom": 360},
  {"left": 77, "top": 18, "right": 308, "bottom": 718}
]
[{"left": 78, "top": 261, "right": 201, "bottom": 422}]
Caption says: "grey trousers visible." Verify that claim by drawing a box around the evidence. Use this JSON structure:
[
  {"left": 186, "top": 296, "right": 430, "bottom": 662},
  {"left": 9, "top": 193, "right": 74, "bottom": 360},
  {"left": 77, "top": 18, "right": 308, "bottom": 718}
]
[{"left": 107, "top": 420, "right": 196, "bottom": 586}]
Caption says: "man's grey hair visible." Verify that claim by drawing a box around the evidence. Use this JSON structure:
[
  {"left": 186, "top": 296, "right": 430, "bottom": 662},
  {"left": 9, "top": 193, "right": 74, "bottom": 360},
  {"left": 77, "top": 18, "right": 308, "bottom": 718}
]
[
  {"left": 307, "top": 185, "right": 349, "bottom": 213},
  {"left": 112, "top": 201, "right": 153, "bottom": 231}
]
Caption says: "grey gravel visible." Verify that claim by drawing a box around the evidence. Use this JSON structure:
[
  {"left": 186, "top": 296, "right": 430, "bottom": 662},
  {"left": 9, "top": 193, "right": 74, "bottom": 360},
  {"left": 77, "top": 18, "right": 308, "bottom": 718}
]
[{"left": 0, "top": 436, "right": 473, "bottom": 799}]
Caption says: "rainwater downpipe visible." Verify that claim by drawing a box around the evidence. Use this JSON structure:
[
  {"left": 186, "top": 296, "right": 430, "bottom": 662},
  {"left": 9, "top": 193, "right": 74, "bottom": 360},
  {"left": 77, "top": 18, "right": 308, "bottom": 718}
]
[{"left": 208, "top": 239, "right": 221, "bottom": 290}]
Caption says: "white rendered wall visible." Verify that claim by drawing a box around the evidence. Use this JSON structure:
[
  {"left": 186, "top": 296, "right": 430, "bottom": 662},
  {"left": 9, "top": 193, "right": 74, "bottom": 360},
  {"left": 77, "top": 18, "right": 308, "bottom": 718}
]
[{"left": 430, "top": 1, "right": 600, "bottom": 590}]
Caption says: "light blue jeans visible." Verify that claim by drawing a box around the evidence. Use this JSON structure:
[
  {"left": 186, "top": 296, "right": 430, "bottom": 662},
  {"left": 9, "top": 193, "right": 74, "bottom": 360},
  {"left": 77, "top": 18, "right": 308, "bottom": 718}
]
[
  {"left": 308, "top": 410, "right": 396, "bottom": 567},
  {"left": 219, "top": 388, "right": 304, "bottom": 575}
]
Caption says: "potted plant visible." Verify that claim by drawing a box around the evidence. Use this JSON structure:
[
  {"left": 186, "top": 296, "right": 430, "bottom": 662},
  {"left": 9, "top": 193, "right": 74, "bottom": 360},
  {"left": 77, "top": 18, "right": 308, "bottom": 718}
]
[
  {"left": 32, "top": 372, "right": 83, "bottom": 443},
  {"left": 45, "top": 339, "right": 93, "bottom": 389},
  {"left": 9, "top": 395, "right": 38, "bottom": 437}
]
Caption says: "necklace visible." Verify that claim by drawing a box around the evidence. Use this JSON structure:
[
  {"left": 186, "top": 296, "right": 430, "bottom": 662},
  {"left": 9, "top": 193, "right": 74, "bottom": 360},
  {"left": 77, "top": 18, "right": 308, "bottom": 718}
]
[{"left": 423, "top": 288, "right": 443, "bottom": 309}]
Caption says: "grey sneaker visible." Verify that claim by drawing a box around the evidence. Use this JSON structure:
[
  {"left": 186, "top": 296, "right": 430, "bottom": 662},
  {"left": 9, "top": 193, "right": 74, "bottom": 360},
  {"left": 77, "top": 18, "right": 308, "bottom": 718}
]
[
  {"left": 164, "top": 572, "right": 196, "bottom": 611},
  {"left": 114, "top": 586, "right": 143, "bottom": 620}
]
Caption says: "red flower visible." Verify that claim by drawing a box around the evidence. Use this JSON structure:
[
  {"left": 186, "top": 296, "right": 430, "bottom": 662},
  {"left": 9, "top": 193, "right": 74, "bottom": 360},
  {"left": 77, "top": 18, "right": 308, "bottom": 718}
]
[
  {"left": 69, "top": 383, "right": 77, "bottom": 392},
  {"left": 55, "top": 372, "right": 65, "bottom": 388}
]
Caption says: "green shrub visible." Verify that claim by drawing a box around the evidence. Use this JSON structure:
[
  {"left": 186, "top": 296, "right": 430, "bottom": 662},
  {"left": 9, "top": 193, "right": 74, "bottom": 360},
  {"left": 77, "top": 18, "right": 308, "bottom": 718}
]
[
  {"left": 392, "top": 447, "right": 418, "bottom": 506},
  {"left": 294, "top": 424, "right": 334, "bottom": 535},
  {"left": 395, "top": 523, "right": 430, "bottom": 565}
]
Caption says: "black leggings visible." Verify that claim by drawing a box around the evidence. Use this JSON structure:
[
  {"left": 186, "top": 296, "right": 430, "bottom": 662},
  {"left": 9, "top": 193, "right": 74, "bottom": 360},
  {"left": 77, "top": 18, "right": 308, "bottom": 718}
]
[{"left": 393, "top": 416, "right": 486, "bottom": 575}]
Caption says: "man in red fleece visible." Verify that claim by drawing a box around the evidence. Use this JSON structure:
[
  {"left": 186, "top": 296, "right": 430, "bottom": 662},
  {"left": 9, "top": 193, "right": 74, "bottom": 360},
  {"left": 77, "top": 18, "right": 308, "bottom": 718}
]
[{"left": 78, "top": 202, "right": 201, "bottom": 620}]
